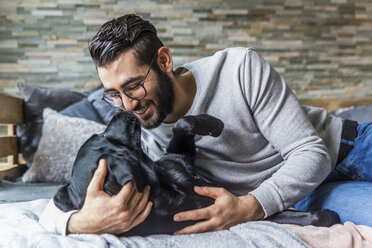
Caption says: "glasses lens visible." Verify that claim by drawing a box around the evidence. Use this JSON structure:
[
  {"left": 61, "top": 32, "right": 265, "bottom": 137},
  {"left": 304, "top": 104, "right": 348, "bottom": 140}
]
[
  {"left": 103, "top": 94, "right": 122, "bottom": 107},
  {"left": 124, "top": 84, "right": 146, "bottom": 100}
]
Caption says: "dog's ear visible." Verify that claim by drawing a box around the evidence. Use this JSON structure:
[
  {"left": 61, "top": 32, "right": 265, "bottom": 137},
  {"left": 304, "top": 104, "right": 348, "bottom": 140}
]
[
  {"left": 105, "top": 150, "right": 145, "bottom": 193},
  {"left": 103, "top": 110, "right": 141, "bottom": 148}
]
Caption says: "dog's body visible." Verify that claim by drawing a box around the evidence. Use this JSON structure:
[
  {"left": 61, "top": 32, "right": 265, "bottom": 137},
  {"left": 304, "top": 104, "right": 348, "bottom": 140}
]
[{"left": 53, "top": 111, "right": 339, "bottom": 236}]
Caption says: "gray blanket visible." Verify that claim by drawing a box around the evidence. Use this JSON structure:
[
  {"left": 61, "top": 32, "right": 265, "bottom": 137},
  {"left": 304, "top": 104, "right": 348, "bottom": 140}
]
[
  {"left": 0, "top": 179, "right": 61, "bottom": 203},
  {"left": 0, "top": 199, "right": 310, "bottom": 248}
]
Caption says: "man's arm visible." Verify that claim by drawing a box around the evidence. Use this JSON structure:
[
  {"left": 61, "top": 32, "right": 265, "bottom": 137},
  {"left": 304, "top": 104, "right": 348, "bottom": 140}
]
[
  {"left": 244, "top": 49, "right": 331, "bottom": 217},
  {"left": 173, "top": 48, "right": 331, "bottom": 234},
  {"left": 39, "top": 159, "right": 152, "bottom": 235}
]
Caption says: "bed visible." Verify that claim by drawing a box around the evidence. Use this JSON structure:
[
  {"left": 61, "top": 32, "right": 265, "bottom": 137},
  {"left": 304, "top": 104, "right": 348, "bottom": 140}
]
[{"left": 1, "top": 88, "right": 372, "bottom": 248}]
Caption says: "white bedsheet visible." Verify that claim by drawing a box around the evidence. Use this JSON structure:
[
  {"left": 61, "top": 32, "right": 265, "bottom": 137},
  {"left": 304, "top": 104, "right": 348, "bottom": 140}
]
[{"left": 0, "top": 199, "right": 309, "bottom": 248}]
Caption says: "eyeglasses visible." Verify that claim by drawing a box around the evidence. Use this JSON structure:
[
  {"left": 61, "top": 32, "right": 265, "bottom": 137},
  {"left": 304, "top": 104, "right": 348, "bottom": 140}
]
[{"left": 102, "top": 53, "right": 157, "bottom": 108}]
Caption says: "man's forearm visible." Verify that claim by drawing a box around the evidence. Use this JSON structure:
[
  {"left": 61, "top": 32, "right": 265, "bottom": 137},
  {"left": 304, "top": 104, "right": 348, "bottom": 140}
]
[
  {"left": 239, "top": 193, "right": 265, "bottom": 221},
  {"left": 250, "top": 147, "right": 331, "bottom": 218}
]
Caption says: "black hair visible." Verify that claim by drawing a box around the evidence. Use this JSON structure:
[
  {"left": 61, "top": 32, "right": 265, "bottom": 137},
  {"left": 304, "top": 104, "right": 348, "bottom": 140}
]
[{"left": 88, "top": 14, "right": 164, "bottom": 70}]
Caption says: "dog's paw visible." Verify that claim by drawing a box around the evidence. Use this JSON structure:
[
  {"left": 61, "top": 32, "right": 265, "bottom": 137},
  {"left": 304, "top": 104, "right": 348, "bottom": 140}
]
[
  {"left": 313, "top": 209, "right": 341, "bottom": 227},
  {"left": 176, "top": 114, "right": 224, "bottom": 137}
]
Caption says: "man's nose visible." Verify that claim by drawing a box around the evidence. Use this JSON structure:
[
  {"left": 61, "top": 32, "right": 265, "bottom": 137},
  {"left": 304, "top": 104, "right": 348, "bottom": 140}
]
[{"left": 121, "top": 94, "right": 140, "bottom": 111}]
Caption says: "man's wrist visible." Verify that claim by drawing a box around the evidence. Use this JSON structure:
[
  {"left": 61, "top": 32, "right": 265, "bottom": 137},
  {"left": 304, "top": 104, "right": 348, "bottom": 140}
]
[
  {"left": 67, "top": 211, "right": 83, "bottom": 234},
  {"left": 239, "top": 193, "right": 265, "bottom": 221}
]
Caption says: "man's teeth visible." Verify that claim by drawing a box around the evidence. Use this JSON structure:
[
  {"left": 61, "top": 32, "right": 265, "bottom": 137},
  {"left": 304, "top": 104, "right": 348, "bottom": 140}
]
[{"left": 135, "top": 105, "right": 148, "bottom": 115}]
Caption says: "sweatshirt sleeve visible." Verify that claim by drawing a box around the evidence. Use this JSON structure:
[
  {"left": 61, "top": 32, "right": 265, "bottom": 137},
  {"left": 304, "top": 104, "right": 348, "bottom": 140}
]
[
  {"left": 39, "top": 199, "right": 77, "bottom": 236},
  {"left": 244, "top": 49, "right": 332, "bottom": 217}
]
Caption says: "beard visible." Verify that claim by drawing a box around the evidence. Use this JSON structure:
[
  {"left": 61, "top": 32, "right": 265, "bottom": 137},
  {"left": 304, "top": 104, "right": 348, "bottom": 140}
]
[{"left": 138, "top": 69, "right": 175, "bottom": 129}]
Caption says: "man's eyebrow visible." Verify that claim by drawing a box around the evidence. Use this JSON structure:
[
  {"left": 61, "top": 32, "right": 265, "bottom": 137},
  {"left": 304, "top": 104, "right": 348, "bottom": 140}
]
[{"left": 104, "top": 75, "right": 144, "bottom": 92}]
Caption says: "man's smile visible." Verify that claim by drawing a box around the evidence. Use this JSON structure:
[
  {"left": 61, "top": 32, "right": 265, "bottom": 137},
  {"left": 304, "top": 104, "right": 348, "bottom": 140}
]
[{"left": 133, "top": 102, "right": 152, "bottom": 120}]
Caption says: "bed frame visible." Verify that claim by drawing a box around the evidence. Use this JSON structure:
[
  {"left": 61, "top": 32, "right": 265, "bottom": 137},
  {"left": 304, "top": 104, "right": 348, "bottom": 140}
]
[
  {"left": 0, "top": 93, "right": 27, "bottom": 181},
  {"left": 0, "top": 92, "right": 371, "bottom": 181}
]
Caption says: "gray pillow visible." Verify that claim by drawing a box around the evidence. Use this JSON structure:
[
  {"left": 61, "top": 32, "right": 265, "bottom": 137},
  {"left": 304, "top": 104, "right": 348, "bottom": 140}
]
[{"left": 22, "top": 108, "right": 106, "bottom": 183}]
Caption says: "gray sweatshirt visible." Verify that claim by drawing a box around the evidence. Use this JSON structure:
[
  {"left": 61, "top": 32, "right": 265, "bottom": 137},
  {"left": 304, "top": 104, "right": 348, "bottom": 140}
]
[
  {"left": 39, "top": 47, "right": 342, "bottom": 235},
  {"left": 141, "top": 47, "right": 342, "bottom": 217}
]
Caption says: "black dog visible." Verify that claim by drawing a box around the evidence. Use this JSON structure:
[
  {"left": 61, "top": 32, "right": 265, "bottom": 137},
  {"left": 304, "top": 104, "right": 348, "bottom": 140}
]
[{"left": 53, "top": 111, "right": 339, "bottom": 236}]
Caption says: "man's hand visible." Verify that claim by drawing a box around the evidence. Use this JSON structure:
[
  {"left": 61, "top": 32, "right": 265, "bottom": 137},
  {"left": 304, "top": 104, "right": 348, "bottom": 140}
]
[
  {"left": 173, "top": 186, "right": 264, "bottom": 235},
  {"left": 67, "top": 159, "right": 152, "bottom": 235}
]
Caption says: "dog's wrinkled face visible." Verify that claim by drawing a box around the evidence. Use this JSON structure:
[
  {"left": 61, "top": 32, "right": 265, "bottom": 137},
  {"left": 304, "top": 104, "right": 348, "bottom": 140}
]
[
  {"left": 103, "top": 110, "right": 142, "bottom": 149},
  {"left": 100, "top": 110, "right": 147, "bottom": 194}
]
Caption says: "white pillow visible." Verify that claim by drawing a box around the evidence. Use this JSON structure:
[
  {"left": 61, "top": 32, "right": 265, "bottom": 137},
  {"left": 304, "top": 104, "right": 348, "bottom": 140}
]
[{"left": 22, "top": 108, "right": 106, "bottom": 183}]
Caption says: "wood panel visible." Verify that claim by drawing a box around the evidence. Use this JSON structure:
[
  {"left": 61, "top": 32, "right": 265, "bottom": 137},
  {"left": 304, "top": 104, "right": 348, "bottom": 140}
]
[
  {"left": 6, "top": 124, "right": 18, "bottom": 165},
  {"left": 0, "top": 164, "right": 27, "bottom": 181},
  {"left": 0, "top": 136, "right": 18, "bottom": 157},
  {"left": 0, "top": 93, "right": 23, "bottom": 124},
  {"left": 299, "top": 98, "right": 372, "bottom": 112}
]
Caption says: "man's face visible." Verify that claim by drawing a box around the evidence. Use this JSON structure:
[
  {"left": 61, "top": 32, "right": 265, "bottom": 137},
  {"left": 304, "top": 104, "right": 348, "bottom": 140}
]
[{"left": 97, "top": 50, "right": 174, "bottom": 129}]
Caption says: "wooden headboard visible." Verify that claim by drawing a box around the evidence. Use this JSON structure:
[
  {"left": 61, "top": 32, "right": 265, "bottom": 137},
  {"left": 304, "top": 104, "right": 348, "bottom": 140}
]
[
  {"left": 299, "top": 98, "right": 372, "bottom": 112},
  {"left": 0, "top": 92, "right": 371, "bottom": 181},
  {"left": 0, "top": 93, "right": 27, "bottom": 180}
]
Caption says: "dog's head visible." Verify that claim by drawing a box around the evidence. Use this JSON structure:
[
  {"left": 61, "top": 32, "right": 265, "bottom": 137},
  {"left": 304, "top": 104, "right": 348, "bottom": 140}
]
[
  {"left": 101, "top": 111, "right": 147, "bottom": 193},
  {"left": 103, "top": 110, "right": 141, "bottom": 148}
]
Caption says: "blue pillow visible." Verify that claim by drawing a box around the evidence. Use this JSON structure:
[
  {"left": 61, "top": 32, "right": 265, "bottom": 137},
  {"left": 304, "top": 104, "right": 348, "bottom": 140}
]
[
  {"left": 87, "top": 87, "right": 119, "bottom": 124},
  {"left": 60, "top": 98, "right": 104, "bottom": 124}
]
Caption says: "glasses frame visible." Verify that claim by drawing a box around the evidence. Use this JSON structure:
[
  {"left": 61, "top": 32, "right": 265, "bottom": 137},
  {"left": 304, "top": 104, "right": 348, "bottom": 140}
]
[{"left": 102, "top": 52, "right": 158, "bottom": 107}]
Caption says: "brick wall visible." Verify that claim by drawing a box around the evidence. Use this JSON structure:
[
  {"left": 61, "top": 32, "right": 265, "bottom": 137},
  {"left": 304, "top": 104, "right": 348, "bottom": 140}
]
[{"left": 1, "top": 0, "right": 371, "bottom": 100}]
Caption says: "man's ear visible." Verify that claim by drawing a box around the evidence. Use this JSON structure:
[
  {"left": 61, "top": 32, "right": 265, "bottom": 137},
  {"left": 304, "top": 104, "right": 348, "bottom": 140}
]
[{"left": 157, "top": 46, "right": 173, "bottom": 73}]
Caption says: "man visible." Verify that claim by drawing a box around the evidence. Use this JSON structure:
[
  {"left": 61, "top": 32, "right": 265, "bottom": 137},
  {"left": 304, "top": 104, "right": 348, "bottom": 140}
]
[{"left": 39, "top": 14, "right": 372, "bottom": 235}]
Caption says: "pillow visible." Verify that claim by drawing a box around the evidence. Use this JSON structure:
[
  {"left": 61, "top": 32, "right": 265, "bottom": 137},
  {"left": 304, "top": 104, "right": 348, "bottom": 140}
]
[
  {"left": 332, "top": 105, "right": 372, "bottom": 123},
  {"left": 87, "top": 87, "right": 120, "bottom": 124},
  {"left": 16, "top": 83, "right": 103, "bottom": 167},
  {"left": 16, "top": 119, "right": 43, "bottom": 166},
  {"left": 22, "top": 108, "right": 106, "bottom": 183},
  {"left": 60, "top": 98, "right": 105, "bottom": 123},
  {"left": 16, "top": 82, "right": 88, "bottom": 166},
  {"left": 17, "top": 82, "right": 86, "bottom": 123}
]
